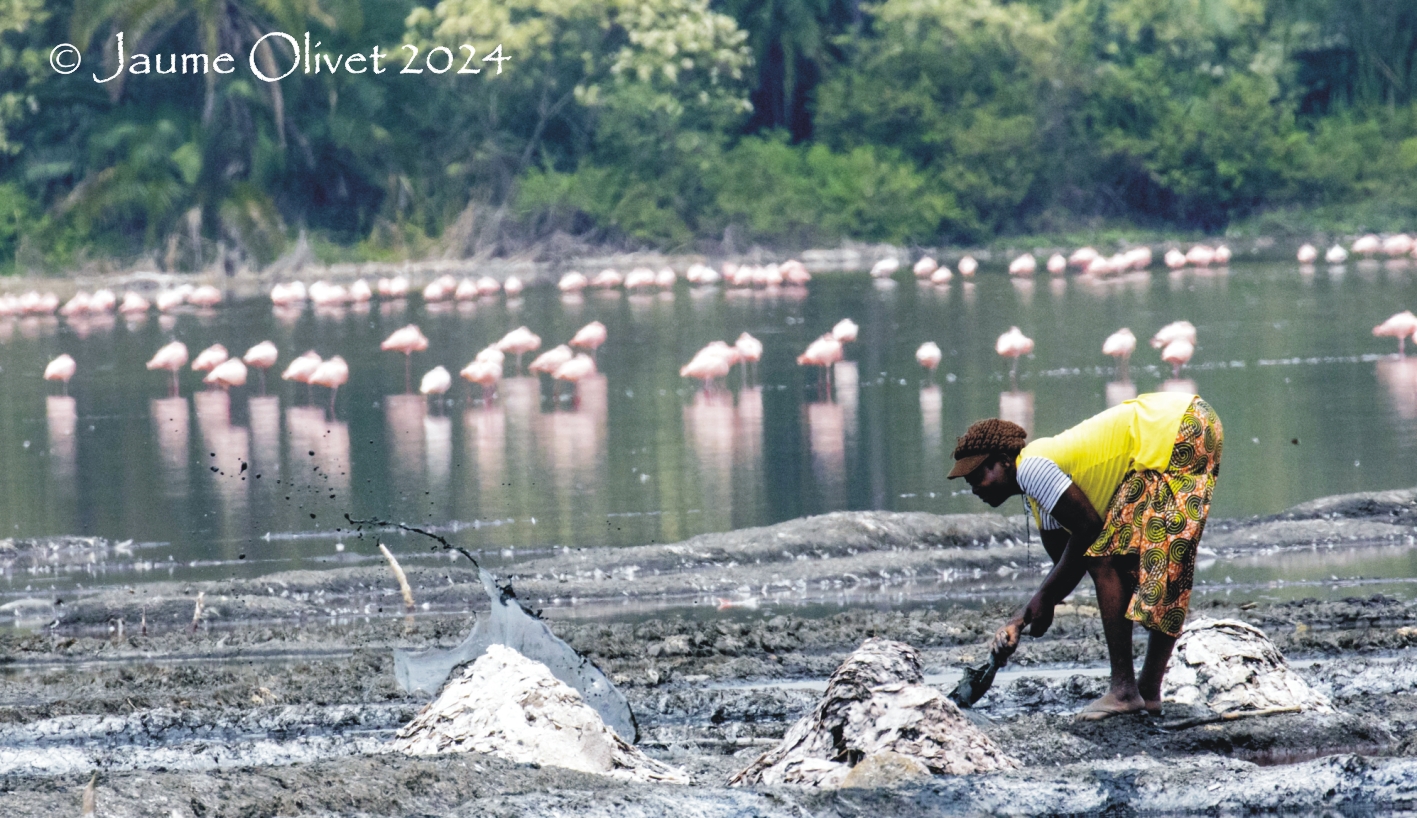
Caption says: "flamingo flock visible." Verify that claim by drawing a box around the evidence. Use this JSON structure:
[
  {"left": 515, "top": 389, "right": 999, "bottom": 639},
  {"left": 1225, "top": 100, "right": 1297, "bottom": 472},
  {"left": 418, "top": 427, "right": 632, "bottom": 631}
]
[
  {"left": 1299, "top": 233, "right": 1417, "bottom": 265},
  {"left": 26, "top": 244, "right": 1417, "bottom": 430}
]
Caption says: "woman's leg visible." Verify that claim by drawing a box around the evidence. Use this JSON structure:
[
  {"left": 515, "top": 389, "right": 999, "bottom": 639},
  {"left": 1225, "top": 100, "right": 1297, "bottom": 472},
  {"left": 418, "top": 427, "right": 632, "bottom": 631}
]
[
  {"left": 1078, "top": 554, "right": 1145, "bottom": 717},
  {"left": 1138, "top": 630, "right": 1177, "bottom": 711}
]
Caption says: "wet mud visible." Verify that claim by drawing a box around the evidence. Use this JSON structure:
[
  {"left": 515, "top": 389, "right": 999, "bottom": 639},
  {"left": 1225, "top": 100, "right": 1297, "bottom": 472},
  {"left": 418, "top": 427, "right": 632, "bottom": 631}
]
[{"left": 2, "top": 488, "right": 1417, "bottom": 815}]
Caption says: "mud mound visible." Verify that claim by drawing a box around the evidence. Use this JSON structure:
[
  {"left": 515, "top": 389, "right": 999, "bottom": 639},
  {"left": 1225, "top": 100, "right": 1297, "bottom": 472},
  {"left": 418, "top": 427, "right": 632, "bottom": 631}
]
[
  {"left": 1166, "top": 618, "right": 1333, "bottom": 713},
  {"left": 393, "top": 644, "right": 687, "bottom": 783},
  {"left": 730, "top": 638, "right": 1017, "bottom": 787}
]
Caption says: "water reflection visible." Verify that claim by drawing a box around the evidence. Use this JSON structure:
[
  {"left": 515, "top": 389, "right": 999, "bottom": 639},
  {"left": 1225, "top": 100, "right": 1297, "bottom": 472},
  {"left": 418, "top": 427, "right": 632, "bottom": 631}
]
[
  {"left": 1377, "top": 358, "right": 1417, "bottom": 423},
  {"left": 806, "top": 401, "right": 847, "bottom": 509},
  {"left": 194, "top": 390, "right": 250, "bottom": 515},
  {"left": 151, "top": 397, "right": 189, "bottom": 497},
  {"left": 999, "top": 390, "right": 1034, "bottom": 435},
  {"left": 46, "top": 395, "right": 77, "bottom": 484},
  {"left": 920, "top": 386, "right": 944, "bottom": 487},
  {"left": 685, "top": 393, "right": 735, "bottom": 530},
  {"left": 1106, "top": 380, "right": 1138, "bottom": 407},
  {"left": 1161, "top": 378, "right": 1198, "bottom": 395},
  {"left": 464, "top": 404, "right": 507, "bottom": 514},
  {"left": 249, "top": 396, "right": 281, "bottom": 480},
  {"left": 385, "top": 394, "right": 427, "bottom": 486},
  {"left": 288, "top": 405, "right": 351, "bottom": 496}
]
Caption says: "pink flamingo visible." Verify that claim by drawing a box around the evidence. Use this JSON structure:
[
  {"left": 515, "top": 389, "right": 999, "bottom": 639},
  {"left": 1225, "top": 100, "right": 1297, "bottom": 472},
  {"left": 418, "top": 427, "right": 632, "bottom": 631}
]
[
  {"left": 350, "top": 280, "right": 373, "bottom": 302},
  {"left": 243, "top": 341, "right": 279, "bottom": 394},
  {"left": 460, "top": 358, "right": 503, "bottom": 402},
  {"left": 496, "top": 326, "right": 542, "bottom": 374},
  {"left": 1297, "top": 244, "right": 1318, "bottom": 263},
  {"left": 44, "top": 354, "right": 76, "bottom": 395},
  {"left": 1069, "top": 247, "right": 1099, "bottom": 269},
  {"left": 957, "top": 256, "right": 979, "bottom": 277},
  {"left": 1046, "top": 254, "right": 1067, "bottom": 275},
  {"left": 381, "top": 324, "right": 430, "bottom": 391},
  {"left": 188, "top": 285, "right": 223, "bottom": 308},
  {"left": 551, "top": 354, "right": 597, "bottom": 407},
  {"left": 680, "top": 342, "right": 738, "bottom": 393},
  {"left": 916, "top": 342, "right": 942, "bottom": 377},
  {"left": 191, "top": 344, "right": 229, "bottom": 377},
  {"left": 735, "top": 332, "right": 763, "bottom": 384},
  {"left": 308, "top": 355, "right": 349, "bottom": 416},
  {"left": 530, "top": 345, "right": 574, "bottom": 376},
  {"left": 913, "top": 257, "right": 939, "bottom": 277},
  {"left": 995, "top": 326, "right": 1034, "bottom": 384},
  {"left": 1103, "top": 328, "right": 1137, "bottom": 380},
  {"left": 204, "top": 358, "right": 248, "bottom": 390},
  {"left": 1164, "top": 248, "right": 1187, "bottom": 269},
  {"left": 558, "top": 272, "right": 589, "bottom": 293},
  {"left": 831, "top": 318, "right": 859, "bottom": 344},
  {"left": 282, "top": 350, "right": 322, "bottom": 404},
  {"left": 797, "top": 335, "right": 844, "bottom": 397},
  {"left": 1151, "top": 320, "right": 1197, "bottom": 350},
  {"left": 1161, "top": 338, "right": 1194, "bottom": 378},
  {"left": 1374, "top": 311, "right": 1417, "bottom": 356},
  {"left": 119, "top": 292, "right": 150, "bottom": 316},
  {"left": 504, "top": 276, "right": 525, "bottom": 297},
  {"left": 1008, "top": 253, "right": 1037, "bottom": 276},
  {"left": 420, "top": 366, "right": 452, "bottom": 412},
  {"left": 146, "top": 341, "right": 189, "bottom": 395},
  {"left": 570, "top": 321, "right": 608, "bottom": 360},
  {"left": 1353, "top": 234, "right": 1381, "bottom": 256}
]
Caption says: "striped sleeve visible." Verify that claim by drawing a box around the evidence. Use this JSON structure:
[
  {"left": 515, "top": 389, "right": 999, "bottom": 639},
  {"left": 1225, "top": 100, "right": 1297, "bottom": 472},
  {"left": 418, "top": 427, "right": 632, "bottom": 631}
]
[{"left": 1017, "top": 456, "right": 1071, "bottom": 530}]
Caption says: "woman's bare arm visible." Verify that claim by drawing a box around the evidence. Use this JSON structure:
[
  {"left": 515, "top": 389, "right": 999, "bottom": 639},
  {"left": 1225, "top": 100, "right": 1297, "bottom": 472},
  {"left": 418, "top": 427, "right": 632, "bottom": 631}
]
[{"left": 994, "top": 485, "right": 1104, "bottom": 656}]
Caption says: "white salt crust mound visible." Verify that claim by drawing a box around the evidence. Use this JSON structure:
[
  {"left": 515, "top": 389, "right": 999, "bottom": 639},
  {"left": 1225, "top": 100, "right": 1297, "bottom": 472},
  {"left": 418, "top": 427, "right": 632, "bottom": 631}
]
[{"left": 393, "top": 644, "right": 687, "bottom": 783}]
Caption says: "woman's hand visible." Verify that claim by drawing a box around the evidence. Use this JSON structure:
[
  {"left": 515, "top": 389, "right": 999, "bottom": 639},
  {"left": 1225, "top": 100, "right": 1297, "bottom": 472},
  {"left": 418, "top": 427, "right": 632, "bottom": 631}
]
[
  {"left": 1023, "top": 591, "right": 1055, "bottom": 638},
  {"left": 991, "top": 615, "right": 1024, "bottom": 660}
]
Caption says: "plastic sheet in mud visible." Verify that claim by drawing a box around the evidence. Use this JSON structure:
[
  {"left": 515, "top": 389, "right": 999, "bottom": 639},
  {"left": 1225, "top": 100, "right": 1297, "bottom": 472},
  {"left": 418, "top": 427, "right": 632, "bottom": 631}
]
[{"left": 393, "top": 568, "right": 637, "bottom": 742}]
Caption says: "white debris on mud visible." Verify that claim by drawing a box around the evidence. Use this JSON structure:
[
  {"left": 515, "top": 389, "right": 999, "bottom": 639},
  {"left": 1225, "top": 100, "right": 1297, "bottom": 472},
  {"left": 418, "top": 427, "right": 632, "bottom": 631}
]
[
  {"left": 730, "top": 638, "right": 1018, "bottom": 787},
  {"left": 1166, "top": 618, "right": 1333, "bottom": 714},
  {"left": 392, "top": 644, "right": 688, "bottom": 783}
]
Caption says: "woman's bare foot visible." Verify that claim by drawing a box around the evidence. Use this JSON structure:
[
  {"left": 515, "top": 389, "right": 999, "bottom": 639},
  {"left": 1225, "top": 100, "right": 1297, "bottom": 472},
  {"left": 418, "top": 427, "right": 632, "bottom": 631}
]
[{"left": 1074, "top": 689, "right": 1147, "bottom": 722}]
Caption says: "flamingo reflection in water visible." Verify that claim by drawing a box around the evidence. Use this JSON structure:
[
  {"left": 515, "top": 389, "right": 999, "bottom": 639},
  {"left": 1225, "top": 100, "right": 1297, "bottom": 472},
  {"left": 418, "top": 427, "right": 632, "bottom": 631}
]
[
  {"left": 464, "top": 401, "right": 507, "bottom": 512},
  {"left": 1377, "top": 358, "right": 1417, "bottom": 424},
  {"left": 249, "top": 395, "right": 281, "bottom": 482},
  {"left": 385, "top": 393, "right": 428, "bottom": 488},
  {"left": 46, "top": 395, "right": 78, "bottom": 484},
  {"left": 151, "top": 396, "right": 190, "bottom": 496},
  {"left": 921, "top": 385, "right": 944, "bottom": 487},
  {"left": 286, "top": 405, "right": 351, "bottom": 497},
  {"left": 1161, "top": 377, "right": 1198, "bottom": 395},
  {"left": 685, "top": 392, "right": 736, "bottom": 528},
  {"left": 999, "top": 389, "right": 1034, "bottom": 436},
  {"left": 194, "top": 390, "right": 251, "bottom": 511},
  {"left": 806, "top": 400, "right": 848, "bottom": 511}
]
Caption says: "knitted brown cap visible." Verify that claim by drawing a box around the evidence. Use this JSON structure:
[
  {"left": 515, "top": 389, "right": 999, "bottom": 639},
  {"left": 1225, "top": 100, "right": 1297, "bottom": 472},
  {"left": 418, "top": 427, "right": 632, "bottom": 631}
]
[{"left": 948, "top": 418, "right": 1027, "bottom": 478}]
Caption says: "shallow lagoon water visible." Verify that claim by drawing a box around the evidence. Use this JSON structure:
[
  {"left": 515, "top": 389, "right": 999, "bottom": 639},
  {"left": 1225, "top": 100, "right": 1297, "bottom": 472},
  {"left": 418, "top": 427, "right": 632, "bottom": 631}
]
[{"left": 0, "top": 259, "right": 1414, "bottom": 597}]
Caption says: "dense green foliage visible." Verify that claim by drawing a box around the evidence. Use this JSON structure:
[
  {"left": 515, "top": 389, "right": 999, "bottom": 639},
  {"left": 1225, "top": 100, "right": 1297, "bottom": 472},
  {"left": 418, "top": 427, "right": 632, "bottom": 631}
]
[{"left": 1, "top": 0, "right": 1416, "bottom": 270}]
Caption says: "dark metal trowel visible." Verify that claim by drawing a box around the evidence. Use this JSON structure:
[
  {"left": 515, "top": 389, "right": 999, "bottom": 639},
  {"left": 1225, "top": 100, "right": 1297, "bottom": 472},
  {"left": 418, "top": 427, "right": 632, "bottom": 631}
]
[{"left": 948, "top": 649, "right": 1005, "bottom": 708}]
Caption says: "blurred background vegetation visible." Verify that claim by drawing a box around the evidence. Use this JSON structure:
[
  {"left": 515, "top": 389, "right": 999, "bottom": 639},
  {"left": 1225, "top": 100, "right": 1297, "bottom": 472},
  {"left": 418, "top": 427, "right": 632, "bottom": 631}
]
[{"left": 2, "top": 0, "right": 1417, "bottom": 272}]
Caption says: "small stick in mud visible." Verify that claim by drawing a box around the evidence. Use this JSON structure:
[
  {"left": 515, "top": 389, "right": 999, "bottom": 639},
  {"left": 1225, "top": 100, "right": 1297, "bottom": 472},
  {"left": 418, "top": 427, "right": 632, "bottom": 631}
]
[
  {"left": 140, "top": 605, "right": 147, "bottom": 636},
  {"left": 1159, "top": 704, "right": 1302, "bottom": 731},
  {"left": 379, "top": 542, "right": 417, "bottom": 613},
  {"left": 81, "top": 770, "right": 97, "bottom": 816},
  {"left": 190, "top": 591, "right": 205, "bottom": 632}
]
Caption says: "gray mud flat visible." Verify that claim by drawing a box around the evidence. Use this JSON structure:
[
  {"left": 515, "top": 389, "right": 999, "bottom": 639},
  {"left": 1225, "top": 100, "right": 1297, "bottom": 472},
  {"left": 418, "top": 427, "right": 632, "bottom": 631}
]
[{"left": 2, "top": 489, "right": 1417, "bottom": 816}]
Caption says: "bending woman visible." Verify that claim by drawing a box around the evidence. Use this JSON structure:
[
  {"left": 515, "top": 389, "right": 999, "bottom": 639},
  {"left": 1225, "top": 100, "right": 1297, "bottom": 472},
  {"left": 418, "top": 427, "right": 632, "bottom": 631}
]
[{"left": 948, "top": 392, "right": 1223, "bottom": 720}]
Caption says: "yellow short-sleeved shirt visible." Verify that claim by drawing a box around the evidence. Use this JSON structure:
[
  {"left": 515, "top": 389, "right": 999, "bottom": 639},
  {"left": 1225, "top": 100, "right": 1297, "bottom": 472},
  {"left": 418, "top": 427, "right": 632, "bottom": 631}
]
[{"left": 1017, "top": 392, "right": 1196, "bottom": 526}]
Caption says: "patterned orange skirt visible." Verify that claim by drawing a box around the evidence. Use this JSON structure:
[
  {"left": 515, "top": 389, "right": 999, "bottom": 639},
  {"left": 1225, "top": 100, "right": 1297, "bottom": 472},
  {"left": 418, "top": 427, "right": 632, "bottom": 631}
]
[{"left": 1086, "top": 397, "right": 1223, "bottom": 637}]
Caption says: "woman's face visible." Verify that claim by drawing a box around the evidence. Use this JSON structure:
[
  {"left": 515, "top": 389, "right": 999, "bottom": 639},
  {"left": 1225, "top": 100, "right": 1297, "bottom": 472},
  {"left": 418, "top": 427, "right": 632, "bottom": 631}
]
[{"left": 964, "top": 457, "right": 1015, "bottom": 507}]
